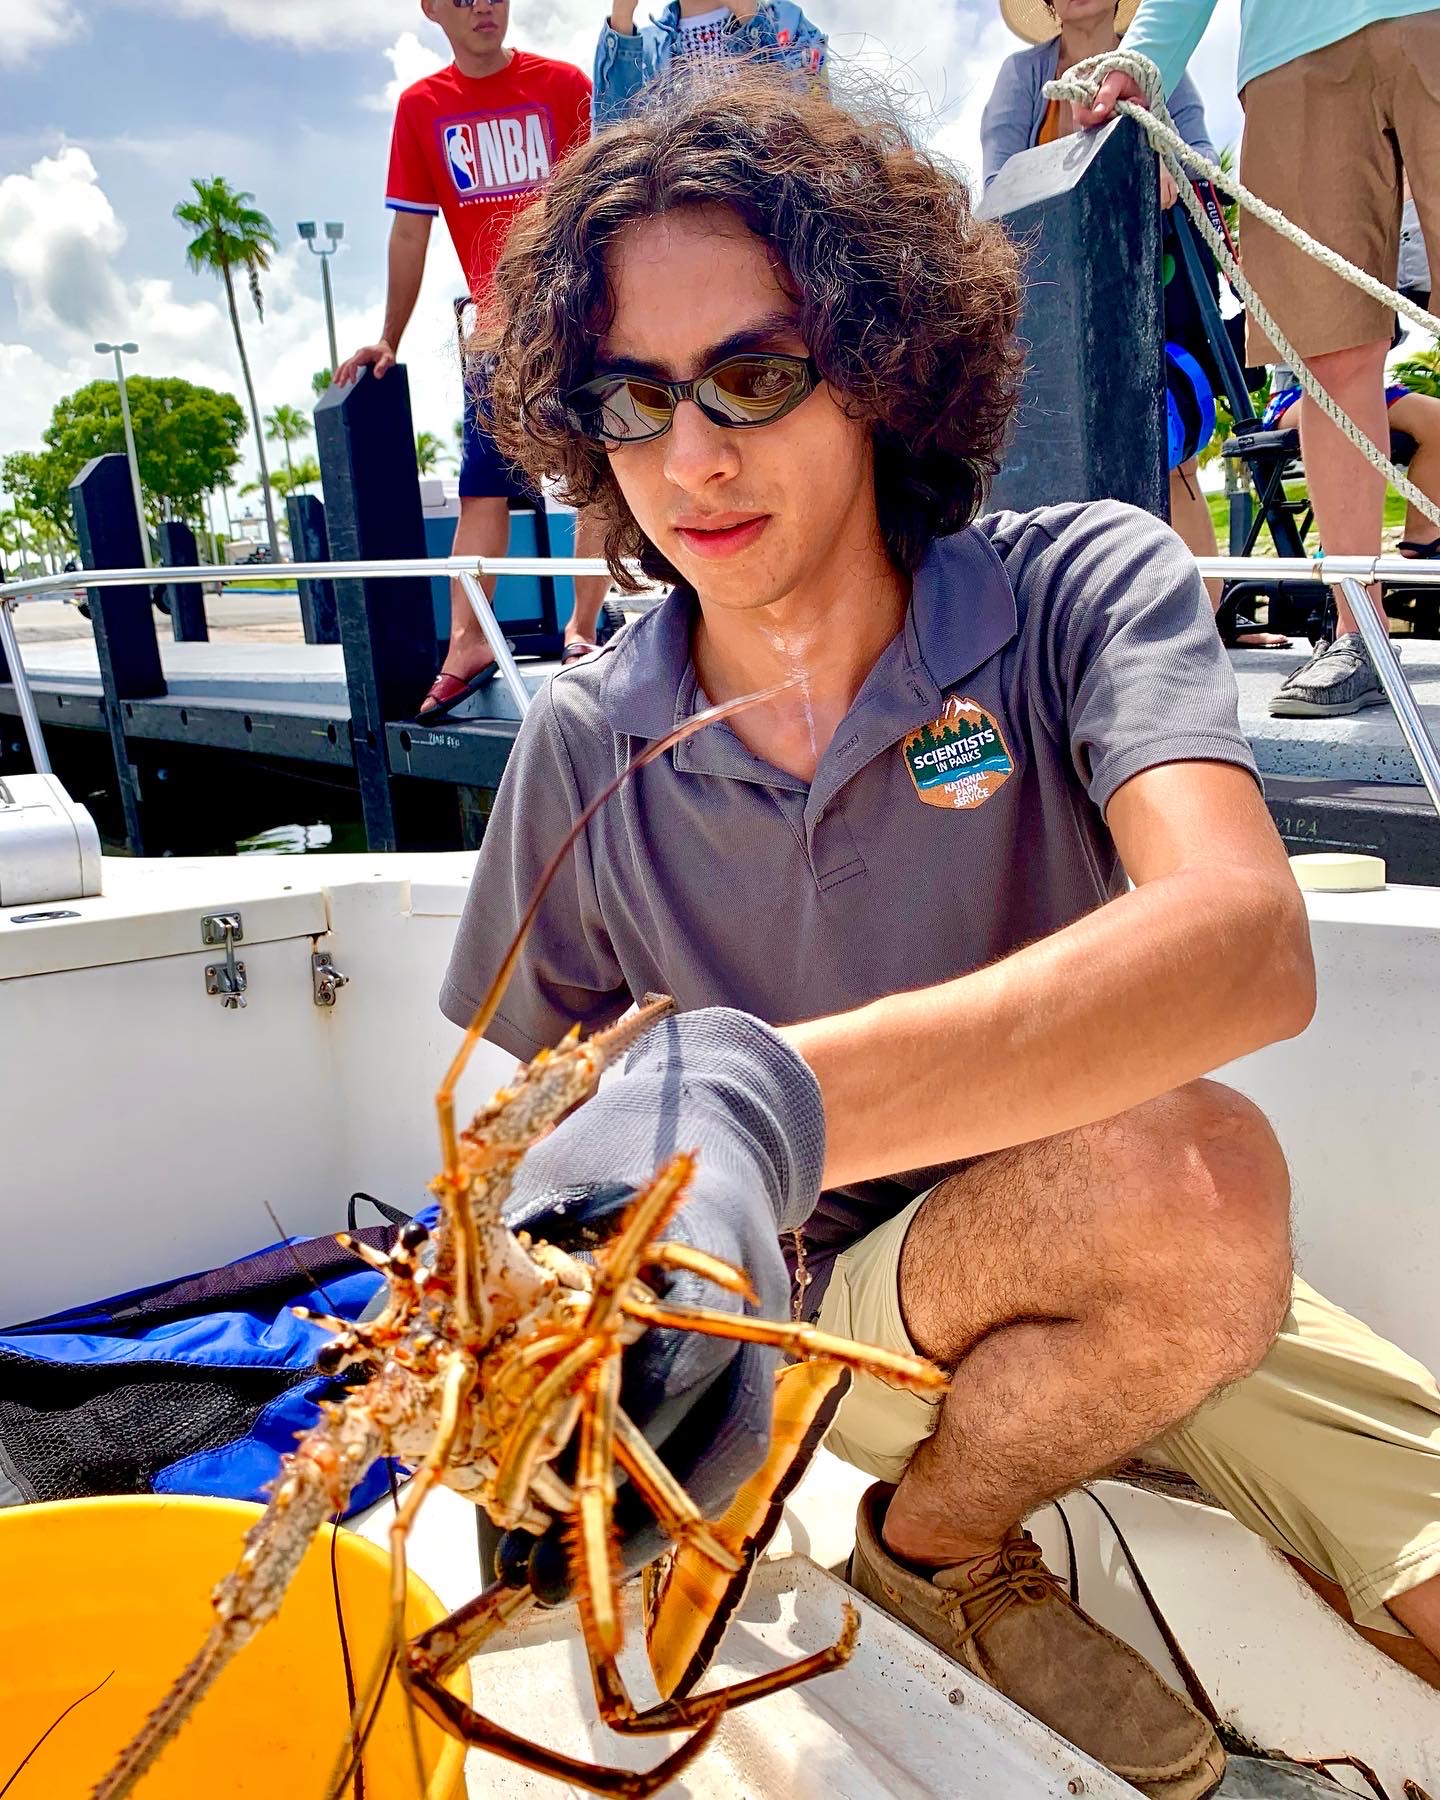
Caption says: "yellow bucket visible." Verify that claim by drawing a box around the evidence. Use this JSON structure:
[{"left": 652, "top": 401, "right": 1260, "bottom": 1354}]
[{"left": 0, "top": 1495, "right": 470, "bottom": 1799}]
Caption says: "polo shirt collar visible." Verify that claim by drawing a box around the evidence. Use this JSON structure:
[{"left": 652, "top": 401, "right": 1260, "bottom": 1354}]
[{"left": 598, "top": 523, "right": 1018, "bottom": 749}]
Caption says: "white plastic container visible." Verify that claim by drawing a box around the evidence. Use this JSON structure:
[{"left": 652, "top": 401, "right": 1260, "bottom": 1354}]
[{"left": 0, "top": 773, "right": 101, "bottom": 908}]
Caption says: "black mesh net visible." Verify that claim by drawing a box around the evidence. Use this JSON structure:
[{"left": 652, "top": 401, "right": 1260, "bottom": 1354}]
[{"left": 0, "top": 1347, "right": 308, "bottom": 1504}]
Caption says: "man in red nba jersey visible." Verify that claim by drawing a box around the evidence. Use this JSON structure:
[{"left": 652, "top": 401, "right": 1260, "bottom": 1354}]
[{"left": 339, "top": 1, "right": 609, "bottom": 715}]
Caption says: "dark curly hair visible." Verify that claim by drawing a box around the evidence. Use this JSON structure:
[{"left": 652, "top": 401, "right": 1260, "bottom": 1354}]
[{"left": 483, "top": 72, "right": 1025, "bottom": 591}]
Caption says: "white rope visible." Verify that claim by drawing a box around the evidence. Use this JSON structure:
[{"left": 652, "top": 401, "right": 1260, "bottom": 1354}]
[{"left": 1043, "top": 49, "right": 1440, "bottom": 534}]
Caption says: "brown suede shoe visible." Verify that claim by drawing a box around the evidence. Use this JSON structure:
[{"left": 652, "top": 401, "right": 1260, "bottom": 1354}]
[{"left": 849, "top": 1486, "right": 1225, "bottom": 1800}]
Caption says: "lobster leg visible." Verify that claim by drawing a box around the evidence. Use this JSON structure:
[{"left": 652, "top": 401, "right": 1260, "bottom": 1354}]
[
  {"left": 643, "top": 1359, "right": 852, "bottom": 1700},
  {"left": 612, "top": 1406, "right": 741, "bottom": 1576},
  {"left": 621, "top": 1296, "right": 951, "bottom": 1394},
  {"left": 407, "top": 1646, "right": 726, "bottom": 1800},
  {"left": 571, "top": 1342, "right": 862, "bottom": 1740}
]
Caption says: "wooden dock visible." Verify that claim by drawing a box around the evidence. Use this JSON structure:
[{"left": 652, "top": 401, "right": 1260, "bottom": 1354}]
[{"left": 6, "top": 610, "right": 1439, "bottom": 878}]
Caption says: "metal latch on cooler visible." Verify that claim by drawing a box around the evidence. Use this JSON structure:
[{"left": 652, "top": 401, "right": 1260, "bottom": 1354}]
[
  {"left": 202, "top": 911, "right": 247, "bottom": 1010},
  {"left": 311, "top": 948, "right": 350, "bottom": 1008}
]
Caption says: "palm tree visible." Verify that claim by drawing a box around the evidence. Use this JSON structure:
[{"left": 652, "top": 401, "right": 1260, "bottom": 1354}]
[
  {"left": 311, "top": 369, "right": 332, "bottom": 399},
  {"left": 1393, "top": 337, "right": 1440, "bottom": 401},
  {"left": 175, "top": 177, "right": 282, "bottom": 560},
  {"left": 271, "top": 456, "right": 322, "bottom": 500},
  {"left": 415, "top": 430, "right": 450, "bottom": 476},
  {"left": 265, "top": 403, "right": 312, "bottom": 484}
]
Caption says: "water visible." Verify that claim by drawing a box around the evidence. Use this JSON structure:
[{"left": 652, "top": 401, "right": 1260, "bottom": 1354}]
[
  {"left": 236, "top": 820, "right": 368, "bottom": 855},
  {"left": 758, "top": 624, "right": 819, "bottom": 763}
]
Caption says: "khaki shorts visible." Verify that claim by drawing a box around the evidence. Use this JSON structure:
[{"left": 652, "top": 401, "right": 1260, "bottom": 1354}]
[
  {"left": 1238, "top": 11, "right": 1440, "bottom": 361},
  {"left": 816, "top": 1191, "right": 1440, "bottom": 1635}
]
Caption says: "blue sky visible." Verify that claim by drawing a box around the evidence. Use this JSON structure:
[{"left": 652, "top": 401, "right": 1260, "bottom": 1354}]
[{"left": 0, "top": 0, "right": 1243, "bottom": 504}]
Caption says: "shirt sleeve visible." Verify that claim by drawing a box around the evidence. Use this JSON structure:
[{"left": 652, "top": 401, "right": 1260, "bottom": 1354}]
[
  {"left": 385, "top": 92, "right": 440, "bottom": 215},
  {"left": 1121, "top": 0, "right": 1221, "bottom": 103},
  {"left": 439, "top": 683, "right": 630, "bottom": 1058},
  {"left": 1167, "top": 71, "right": 1218, "bottom": 163},
  {"left": 1027, "top": 501, "right": 1259, "bottom": 816},
  {"left": 593, "top": 22, "right": 647, "bottom": 128},
  {"left": 981, "top": 53, "right": 1036, "bottom": 192}
]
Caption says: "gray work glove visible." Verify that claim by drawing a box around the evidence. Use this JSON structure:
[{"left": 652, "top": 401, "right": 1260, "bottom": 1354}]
[{"left": 496, "top": 1007, "right": 825, "bottom": 1598}]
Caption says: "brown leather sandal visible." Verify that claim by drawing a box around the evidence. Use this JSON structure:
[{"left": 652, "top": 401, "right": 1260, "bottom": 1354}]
[{"left": 417, "top": 663, "right": 498, "bottom": 720}]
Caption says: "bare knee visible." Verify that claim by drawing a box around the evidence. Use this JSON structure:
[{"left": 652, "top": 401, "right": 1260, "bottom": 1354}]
[
  {"left": 1304, "top": 337, "right": 1389, "bottom": 392},
  {"left": 1085, "top": 1081, "right": 1293, "bottom": 1377},
  {"left": 454, "top": 495, "right": 510, "bottom": 554}
]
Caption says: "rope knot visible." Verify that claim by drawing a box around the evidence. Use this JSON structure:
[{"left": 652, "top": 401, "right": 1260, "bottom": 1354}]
[{"left": 1042, "top": 48, "right": 1164, "bottom": 116}]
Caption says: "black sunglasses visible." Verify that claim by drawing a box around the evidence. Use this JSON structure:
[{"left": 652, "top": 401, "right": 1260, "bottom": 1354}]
[{"left": 560, "top": 352, "right": 821, "bottom": 447}]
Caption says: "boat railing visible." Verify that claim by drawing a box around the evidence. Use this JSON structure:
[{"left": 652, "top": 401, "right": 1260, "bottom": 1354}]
[{"left": 2, "top": 554, "right": 1439, "bottom": 816}]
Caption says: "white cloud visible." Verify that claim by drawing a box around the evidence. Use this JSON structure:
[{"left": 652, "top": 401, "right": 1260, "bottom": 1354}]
[
  {"left": 0, "top": 140, "right": 473, "bottom": 487},
  {"left": 0, "top": 0, "right": 84, "bottom": 66},
  {"left": 0, "top": 147, "right": 130, "bottom": 336},
  {"left": 365, "top": 31, "right": 448, "bottom": 114},
  {"left": 119, "top": 0, "right": 441, "bottom": 50}
]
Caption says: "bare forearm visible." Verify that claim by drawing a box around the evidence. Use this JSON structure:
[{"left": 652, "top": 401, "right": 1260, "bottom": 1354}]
[
  {"left": 784, "top": 868, "right": 1314, "bottom": 1187},
  {"left": 380, "top": 219, "right": 429, "bottom": 351},
  {"left": 610, "top": 1, "right": 638, "bottom": 31}
]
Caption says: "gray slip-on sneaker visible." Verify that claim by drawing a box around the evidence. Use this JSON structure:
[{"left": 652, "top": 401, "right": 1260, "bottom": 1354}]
[{"left": 1268, "top": 634, "right": 1388, "bottom": 718}]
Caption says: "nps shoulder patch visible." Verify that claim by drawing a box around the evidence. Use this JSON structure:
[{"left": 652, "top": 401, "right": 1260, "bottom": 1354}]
[{"left": 903, "top": 695, "right": 1014, "bottom": 811}]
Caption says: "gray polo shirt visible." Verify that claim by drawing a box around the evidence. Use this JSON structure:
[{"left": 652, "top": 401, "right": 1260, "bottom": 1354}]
[{"left": 441, "top": 500, "right": 1258, "bottom": 1295}]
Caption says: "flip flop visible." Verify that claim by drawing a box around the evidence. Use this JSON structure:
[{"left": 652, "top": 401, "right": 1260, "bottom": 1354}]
[
  {"left": 1221, "top": 611, "right": 1291, "bottom": 650},
  {"left": 559, "top": 639, "right": 601, "bottom": 667},
  {"left": 1397, "top": 538, "right": 1440, "bottom": 559},
  {"left": 417, "top": 663, "right": 498, "bottom": 721}
]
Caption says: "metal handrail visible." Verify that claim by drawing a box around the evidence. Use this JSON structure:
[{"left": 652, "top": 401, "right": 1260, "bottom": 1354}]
[
  {"left": 0, "top": 556, "right": 617, "bottom": 604},
  {"left": 3, "top": 553, "right": 1440, "bottom": 825},
  {"left": 8, "top": 551, "right": 1440, "bottom": 604},
  {"left": 1341, "top": 577, "right": 1440, "bottom": 814}
]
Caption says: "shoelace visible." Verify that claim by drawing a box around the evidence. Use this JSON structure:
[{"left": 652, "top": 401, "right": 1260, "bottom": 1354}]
[{"left": 942, "top": 1534, "right": 1066, "bottom": 1648}]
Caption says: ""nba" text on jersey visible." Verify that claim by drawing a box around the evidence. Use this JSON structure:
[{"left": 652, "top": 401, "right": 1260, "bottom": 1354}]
[{"left": 444, "top": 112, "right": 553, "bottom": 198}]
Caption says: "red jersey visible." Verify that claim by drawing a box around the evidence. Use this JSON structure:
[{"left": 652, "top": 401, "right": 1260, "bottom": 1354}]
[{"left": 385, "top": 51, "right": 590, "bottom": 298}]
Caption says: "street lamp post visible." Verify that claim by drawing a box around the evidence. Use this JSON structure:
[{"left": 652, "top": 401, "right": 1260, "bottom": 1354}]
[
  {"left": 297, "top": 220, "right": 344, "bottom": 376},
  {"left": 93, "top": 340, "right": 151, "bottom": 569}
]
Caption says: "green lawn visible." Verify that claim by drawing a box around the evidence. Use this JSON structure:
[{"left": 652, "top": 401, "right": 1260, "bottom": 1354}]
[{"left": 1206, "top": 484, "right": 1409, "bottom": 554}]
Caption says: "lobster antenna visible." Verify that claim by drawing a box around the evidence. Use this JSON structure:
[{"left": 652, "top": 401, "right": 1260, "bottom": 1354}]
[
  {"left": 435, "top": 674, "right": 803, "bottom": 1175},
  {"left": 1, "top": 1671, "right": 113, "bottom": 1797}
]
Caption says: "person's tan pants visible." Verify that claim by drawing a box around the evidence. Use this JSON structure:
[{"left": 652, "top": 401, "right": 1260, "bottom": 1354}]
[
  {"left": 818, "top": 1192, "right": 1440, "bottom": 1635},
  {"left": 1238, "top": 11, "right": 1440, "bottom": 361}
]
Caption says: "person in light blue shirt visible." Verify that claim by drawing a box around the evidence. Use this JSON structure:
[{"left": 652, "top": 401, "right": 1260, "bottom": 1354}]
[
  {"left": 592, "top": 0, "right": 827, "bottom": 128},
  {"left": 981, "top": 2, "right": 1293, "bottom": 647},
  {"left": 1080, "top": 2, "right": 1440, "bottom": 721}
]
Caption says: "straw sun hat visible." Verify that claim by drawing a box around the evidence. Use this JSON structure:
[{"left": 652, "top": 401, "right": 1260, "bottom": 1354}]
[{"left": 999, "top": 0, "right": 1141, "bottom": 45}]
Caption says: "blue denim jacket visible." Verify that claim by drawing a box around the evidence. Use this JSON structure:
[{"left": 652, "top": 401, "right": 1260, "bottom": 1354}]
[{"left": 593, "top": 2, "right": 829, "bottom": 128}]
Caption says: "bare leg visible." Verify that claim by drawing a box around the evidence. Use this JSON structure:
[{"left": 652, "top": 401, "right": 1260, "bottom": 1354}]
[
  {"left": 1168, "top": 461, "right": 1225, "bottom": 610},
  {"left": 882, "top": 1080, "right": 1293, "bottom": 1566},
  {"left": 421, "top": 494, "right": 510, "bottom": 709},
  {"left": 1385, "top": 392, "right": 1440, "bottom": 548},
  {"left": 1169, "top": 460, "right": 1289, "bottom": 646},
  {"left": 1297, "top": 337, "right": 1390, "bottom": 634},
  {"left": 1387, "top": 1570, "right": 1440, "bottom": 1662},
  {"left": 567, "top": 507, "right": 612, "bottom": 648}
]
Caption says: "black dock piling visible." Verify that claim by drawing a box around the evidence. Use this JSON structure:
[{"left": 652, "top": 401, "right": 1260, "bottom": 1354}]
[
  {"left": 157, "top": 521, "right": 209, "bottom": 642},
  {"left": 978, "top": 120, "right": 1166, "bottom": 518},
  {"left": 314, "top": 368, "right": 458, "bottom": 851},
  {"left": 70, "top": 454, "right": 165, "bottom": 854},
  {"left": 286, "top": 493, "right": 338, "bottom": 644}
]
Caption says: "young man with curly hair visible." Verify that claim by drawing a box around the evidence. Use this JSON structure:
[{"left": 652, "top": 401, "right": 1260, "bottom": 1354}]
[{"left": 441, "top": 77, "right": 1440, "bottom": 1799}]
